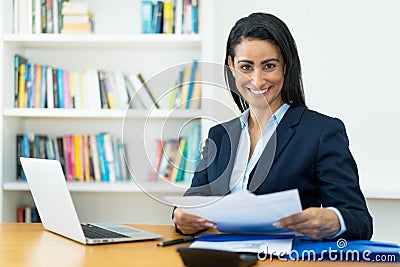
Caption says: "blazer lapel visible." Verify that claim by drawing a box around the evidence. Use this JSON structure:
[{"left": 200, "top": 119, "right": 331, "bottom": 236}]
[
  {"left": 212, "top": 118, "right": 242, "bottom": 195},
  {"left": 248, "top": 106, "right": 305, "bottom": 192}
]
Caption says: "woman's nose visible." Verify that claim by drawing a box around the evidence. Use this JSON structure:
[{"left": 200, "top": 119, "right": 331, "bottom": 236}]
[{"left": 251, "top": 69, "right": 266, "bottom": 89}]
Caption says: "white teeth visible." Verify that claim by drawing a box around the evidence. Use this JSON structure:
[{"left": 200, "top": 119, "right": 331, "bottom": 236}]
[{"left": 249, "top": 88, "right": 268, "bottom": 94}]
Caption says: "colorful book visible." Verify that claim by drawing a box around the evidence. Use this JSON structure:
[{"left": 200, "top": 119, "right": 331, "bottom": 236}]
[
  {"left": 14, "top": 54, "right": 28, "bottom": 107},
  {"left": 149, "top": 139, "right": 163, "bottom": 181},
  {"left": 17, "top": 63, "right": 26, "bottom": 108},
  {"left": 102, "top": 133, "right": 116, "bottom": 182},
  {"left": 137, "top": 73, "right": 160, "bottom": 108},
  {"left": 141, "top": 0, "right": 154, "bottom": 34},
  {"left": 96, "top": 133, "right": 109, "bottom": 182},
  {"left": 185, "top": 60, "right": 198, "bottom": 109}
]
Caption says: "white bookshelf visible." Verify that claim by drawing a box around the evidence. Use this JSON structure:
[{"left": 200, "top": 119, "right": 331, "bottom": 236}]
[{"left": 0, "top": 0, "right": 217, "bottom": 223}]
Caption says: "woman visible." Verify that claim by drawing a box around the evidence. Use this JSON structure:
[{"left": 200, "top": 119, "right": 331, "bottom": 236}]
[{"left": 173, "top": 13, "right": 372, "bottom": 240}]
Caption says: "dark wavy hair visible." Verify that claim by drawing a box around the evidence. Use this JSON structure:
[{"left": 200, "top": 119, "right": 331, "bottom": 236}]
[{"left": 224, "top": 13, "right": 306, "bottom": 112}]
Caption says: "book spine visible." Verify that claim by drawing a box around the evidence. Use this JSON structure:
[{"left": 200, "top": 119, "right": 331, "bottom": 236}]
[
  {"left": 46, "top": 66, "right": 54, "bottom": 108},
  {"left": 40, "top": 65, "right": 47, "bottom": 108},
  {"left": 83, "top": 134, "right": 91, "bottom": 182},
  {"left": 96, "top": 133, "right": 109, "bottom": 182},
  {"left": 63, "top": 70, "right": 71, "bottom": 108},
  {"left": 89, "top": 134, "right": 101, "bottom": 182},
  {"left": 34, "top": 64, "right": 42, "bottom": 108},
  {"left": 112, "top": 138, "right": 122, "bottom": 181},
  {"left": 52, "top": 68, "right": 59, "bottom": 108},
  {"left": 17, "top": 63, "right": 26, "bottom": 108},
  {"left": 149, "top": 139, "right": 163, "bottom": 181},
  {"left": 102, "top": 133, "right": 116, "bottom": 182},
  {"left": 41, "top": 0, "right": 47, "bottom": 33},
  {"left": 46, "top": 0, "right": 53, "bottom": 33},
  {"left": 117, "top": 140, "right": 129, "bottom": 180},
  {"left": 185, "top": 60, "right": 198, "bottom": 109},
  {"left": 16, "top": 135, "right": 23, "bottom": 180},
  {"left": 56, "top": 69, "right": 64, "bottom": 108},
  {"left": 25, "top": 63, "right": 33, "bottom": 108},
  {"left": 141, "top": 0, "right": 154, "bottom": 34},
  {"left": 73, "top": 134, "right": 82, "bottom": 181}
]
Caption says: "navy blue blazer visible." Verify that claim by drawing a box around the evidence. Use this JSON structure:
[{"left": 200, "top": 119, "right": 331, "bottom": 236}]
[{"left": 184, "top": 105, "right": 373, "bottom": 240}]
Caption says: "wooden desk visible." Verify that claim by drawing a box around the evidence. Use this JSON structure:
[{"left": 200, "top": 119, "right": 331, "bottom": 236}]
[{"left": 0, "top": 223, "right": 396, "bottom": 267}]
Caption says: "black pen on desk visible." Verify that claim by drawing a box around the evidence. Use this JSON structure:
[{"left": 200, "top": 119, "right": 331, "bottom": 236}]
[{"left": 157, "top": 236, "right": 197, "bottom": 247}]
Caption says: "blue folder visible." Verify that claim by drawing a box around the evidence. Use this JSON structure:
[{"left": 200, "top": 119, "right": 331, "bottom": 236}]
[{"left": 195, "top": 234, "right": 400, "bottom": 262}]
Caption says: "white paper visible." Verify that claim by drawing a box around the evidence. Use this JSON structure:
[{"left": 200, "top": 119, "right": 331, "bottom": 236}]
[
  {"left": 166, "top": 189, "right": 302, "bottom": 233},
  {"left": 190, "top": 238, "right": 293, "bottom": 255}
]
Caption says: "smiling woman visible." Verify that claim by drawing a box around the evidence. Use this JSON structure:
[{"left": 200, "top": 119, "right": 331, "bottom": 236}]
[
  {"left": 227, "top": 39, "right": 285, "bottom": 118},
  {"left": 173, "top": 12, "right": 373, "bottom": 241}
]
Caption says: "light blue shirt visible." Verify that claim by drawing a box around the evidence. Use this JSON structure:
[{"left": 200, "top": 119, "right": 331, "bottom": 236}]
[{"left": 229, "top": 103, "right": 346, "bottom": 238}]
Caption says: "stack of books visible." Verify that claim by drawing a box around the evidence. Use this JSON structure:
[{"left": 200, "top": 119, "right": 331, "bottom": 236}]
[{"left": 61, "top": 2, "right": 93, "bottom": 34}]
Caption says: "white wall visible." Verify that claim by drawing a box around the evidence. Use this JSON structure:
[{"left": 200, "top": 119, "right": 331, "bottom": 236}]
[{"left": 211, "top": 0, "right": 400, "bottom": 243}]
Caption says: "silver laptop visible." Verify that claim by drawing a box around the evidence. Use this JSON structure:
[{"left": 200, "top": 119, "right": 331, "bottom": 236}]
[{"left": 20, "top": 157, "right": 162, "bottom": 245}]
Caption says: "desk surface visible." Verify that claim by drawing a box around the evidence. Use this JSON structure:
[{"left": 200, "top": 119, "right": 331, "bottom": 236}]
[{"left": 0, "top": 223, "right": 396, "bottom": 267}]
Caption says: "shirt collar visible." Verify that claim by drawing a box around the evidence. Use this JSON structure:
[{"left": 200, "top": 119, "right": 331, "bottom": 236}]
[{"left": 239, "top": 103, "right": 290, "bottom": 129}]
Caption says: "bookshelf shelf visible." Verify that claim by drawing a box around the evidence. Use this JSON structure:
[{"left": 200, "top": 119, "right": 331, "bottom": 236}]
[
  {"left": 3, "top": 108, "right": 205, "bottom": 119},
  {"left": 3, "top": 34, "right": 202, "bottom": 49},
  {"left": 3, "top": 181, "right": 188, "bottom": 193}
]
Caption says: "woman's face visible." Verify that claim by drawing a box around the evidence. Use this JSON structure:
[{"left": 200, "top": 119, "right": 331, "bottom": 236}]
[{"left": 228, "top": 39, "right": 285, "bottom": 113}]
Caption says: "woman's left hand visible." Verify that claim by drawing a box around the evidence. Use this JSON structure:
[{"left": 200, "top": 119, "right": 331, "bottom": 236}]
[{"left": 273, "top": 207, "right": 341, "bottom": 240}]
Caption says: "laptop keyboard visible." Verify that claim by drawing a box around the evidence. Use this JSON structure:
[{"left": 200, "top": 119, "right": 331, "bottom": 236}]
[{"left": 82, "top": 224, "right": 130, "bottom": 239}]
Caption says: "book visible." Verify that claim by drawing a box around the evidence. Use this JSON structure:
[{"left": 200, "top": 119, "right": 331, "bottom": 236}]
[
  {"left": 102, "top": 133, "right": 116, "bottom": 182},
  {"left": 141, "top": 0, "right": 154, "bottom": 34},
  {"left": 183, "top": 121, "right": 201, "bottom": 183},
  {"left": 174, "top": 0, "right": 183, "bottom": 34},
  {"left": 157, "top": 139, "right": 179, "bottom": 180},
  {"left": 179, "top": 65, "right": 191, "bottom": 109},
  {"left": 14, "top": 54, "right": 28, "bottom": 107},
  {"left": 16, "top": 135, "right": 23, "bottom": 180},
  {"left": 41, "top": 0, "right": 47, "bottom": 33},
  {"left": 117, "top": 139, "right": 129, "bottom": 181},
  {"left": 17, "top": 63, "right": 26, "bottom": 108},
  {"left": 137, "top": 73, "right": 160, "bottom": 108},
  {"left": 40, "top": 65, "right": 47, "bottom": 108},
  {"left": 112, "top": 71, "right": 130, "bottom": 109},
  {"left": 127, "top": 73, "right": 157, "bottom": 109},
  {"left": 112, "top": 138, "right": 122, "bottom": 181},
  {"left": 185, "top": 60, "right": 198, "bottom": 109},
  {"left": 152, "top": 1, "right": 164, "bottom": 34},
  {"left": 163, "top": 0, "right": 173, "bottom": 34},
  {"left": 89, "top": 134, "right": 101, "bottom": 182},
  {"left": 46, "top": 0, "right": 54, "bottom": 33},
  {"left": 96, "top": 133, "right": 109, "bottom": 182},
  {"left": 124, "top": 74, "right": 146, "bottom": 109},
  {"left": 25, "top": 63, "right": 33, "bottom": 108},
  {"left": 168, "top": 137, "right": 187, "bottom": 181},
  {"left": 102, "top": 71, "right": 116, "bottom": 109},
  {"left": 73, "top": 134, "right": 83, "bottom": 181},
  {"left": 82, "top": 134, "right": 91, "bottom": 182},
  {"left": 189, "top": 67, "right": 201, "bottom": 109},
  {"left": 149, "top": 139, "right": 163, "bottom": 181},
  {"left": 46, "top": 66, "right": 54, "bottom": 108}
]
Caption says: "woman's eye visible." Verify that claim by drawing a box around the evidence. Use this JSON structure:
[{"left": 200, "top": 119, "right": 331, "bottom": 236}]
[
  {"left": 265, "top": 63, "right": 276, "bottom": 70},
  {"left": 240, "top": 65, "right": 252, "bottom": 71}
]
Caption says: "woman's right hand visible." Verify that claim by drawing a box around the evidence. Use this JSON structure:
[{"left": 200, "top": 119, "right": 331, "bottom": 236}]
[{"left": 173, "top": 208, "right": 215, "bottom": 235}]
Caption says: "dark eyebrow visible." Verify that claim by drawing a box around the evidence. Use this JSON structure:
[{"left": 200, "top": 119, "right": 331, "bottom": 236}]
[{"left": 237, "top": 58, "right": 280, "bottom": 64}]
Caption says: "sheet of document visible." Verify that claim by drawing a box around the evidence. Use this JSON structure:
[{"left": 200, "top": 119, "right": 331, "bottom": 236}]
[
  {"left": 190, "top": 238, "right": 293, "bottom": 255},
  {"left": 165, "top": 189, "right": 302, "bottom": 233}
]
